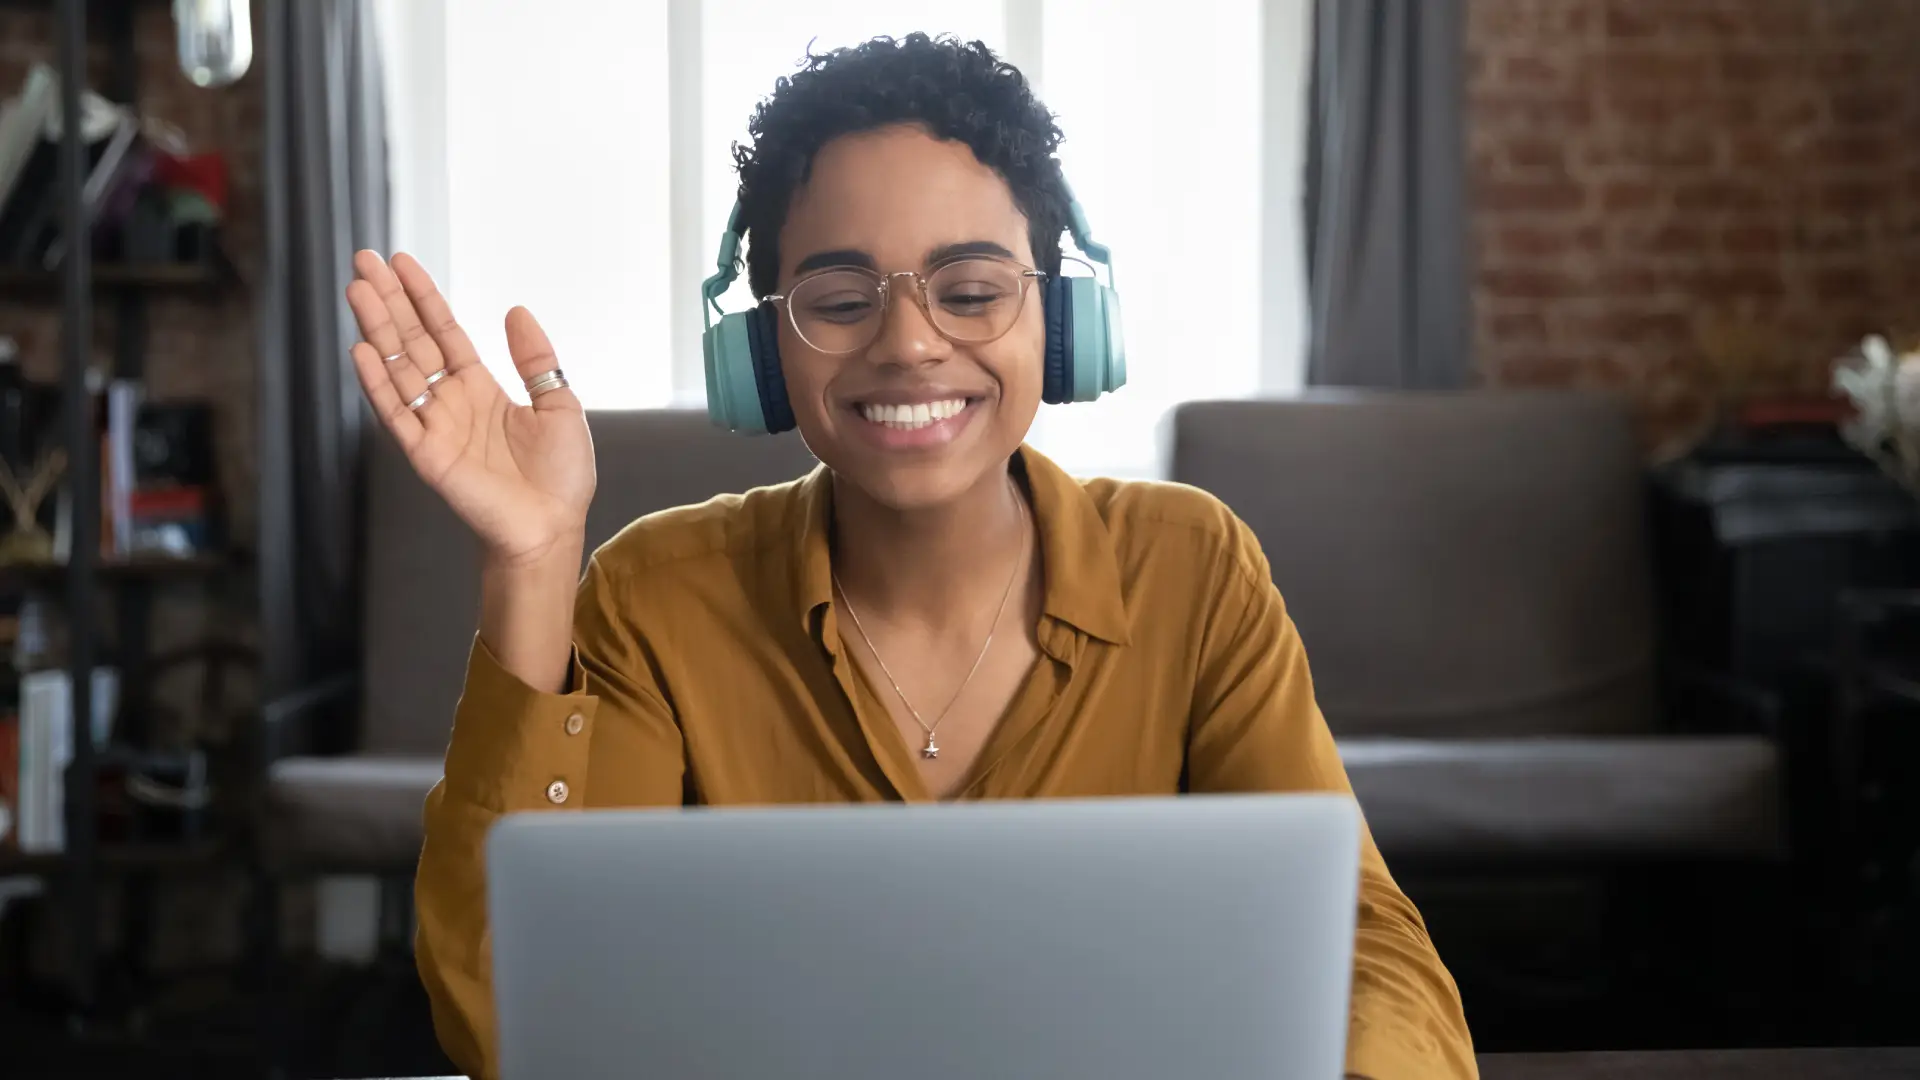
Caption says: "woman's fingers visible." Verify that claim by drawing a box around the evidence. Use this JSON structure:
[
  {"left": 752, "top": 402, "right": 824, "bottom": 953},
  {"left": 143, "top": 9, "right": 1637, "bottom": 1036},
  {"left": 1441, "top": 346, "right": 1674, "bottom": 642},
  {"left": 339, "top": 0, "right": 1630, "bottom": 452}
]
[
  {"left": 391, "top": 253, "right": 483, "bottom": 373},
  {"left": 347, "top": 252, "right": 470, "bottom": 428},
  {"left": 504, "top": 306, "right": 582, "bottom": 413},
  {"left": 354, "top": 250, "right": 449, "bottom": 380},
  {"left": 349, "top": 340, "right": 424, "bottom": 448},
  {"left": 345, "top": 276, "right": 435, "bottom": 416}
]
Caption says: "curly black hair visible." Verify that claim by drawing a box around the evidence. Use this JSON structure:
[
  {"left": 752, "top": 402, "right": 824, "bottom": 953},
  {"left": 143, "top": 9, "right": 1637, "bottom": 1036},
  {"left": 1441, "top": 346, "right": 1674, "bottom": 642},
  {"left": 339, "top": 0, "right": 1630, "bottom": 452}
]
[{"left": 731, "top": 33, "right": 1070, "bottom": 300}]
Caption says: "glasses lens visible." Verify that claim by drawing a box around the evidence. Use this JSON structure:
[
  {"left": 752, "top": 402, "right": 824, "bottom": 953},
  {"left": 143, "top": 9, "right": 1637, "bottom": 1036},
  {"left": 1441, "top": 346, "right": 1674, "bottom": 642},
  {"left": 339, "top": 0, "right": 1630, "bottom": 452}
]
[
  {"left": 926, "top": 259, "right": 1029, "bottom": 343},
  {"left": 786, "top": 270, "right": 884, "bottom": 354}
]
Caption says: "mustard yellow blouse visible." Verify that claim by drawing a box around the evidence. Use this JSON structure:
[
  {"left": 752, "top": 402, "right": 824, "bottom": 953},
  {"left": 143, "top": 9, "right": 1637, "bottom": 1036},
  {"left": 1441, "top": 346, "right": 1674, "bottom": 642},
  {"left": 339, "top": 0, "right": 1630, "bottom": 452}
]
[{"left": 415, "top": 444, "right": 1477, "bottom": 1080}]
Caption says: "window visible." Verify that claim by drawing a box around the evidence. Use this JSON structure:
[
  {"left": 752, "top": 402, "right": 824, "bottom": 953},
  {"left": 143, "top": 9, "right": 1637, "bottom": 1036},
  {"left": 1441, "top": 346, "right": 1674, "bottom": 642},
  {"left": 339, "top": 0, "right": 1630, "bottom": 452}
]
[
  {"left": 1029, "top": 0, "right": 1265, "bottom": 477},
  {"left": 416, "top": 0, "right": 674, "bottom": 408},
  {"left": 381, "top": 0, "right": 1309, "bottom": 477}
]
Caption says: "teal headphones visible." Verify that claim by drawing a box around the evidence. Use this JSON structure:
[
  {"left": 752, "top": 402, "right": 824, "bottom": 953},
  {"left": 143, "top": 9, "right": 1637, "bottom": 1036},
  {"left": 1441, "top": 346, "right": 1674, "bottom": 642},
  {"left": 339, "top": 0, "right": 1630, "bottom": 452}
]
[{"left": 701, "top": 189, "right": 1127, "bottom": 434}]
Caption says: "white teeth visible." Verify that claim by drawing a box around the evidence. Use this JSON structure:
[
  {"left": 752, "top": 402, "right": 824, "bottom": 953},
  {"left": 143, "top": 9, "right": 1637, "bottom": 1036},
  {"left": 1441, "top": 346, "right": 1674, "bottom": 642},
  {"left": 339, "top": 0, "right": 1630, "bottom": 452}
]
[{"left": 858, "top": 398, "right": 967, "bottom": 429}]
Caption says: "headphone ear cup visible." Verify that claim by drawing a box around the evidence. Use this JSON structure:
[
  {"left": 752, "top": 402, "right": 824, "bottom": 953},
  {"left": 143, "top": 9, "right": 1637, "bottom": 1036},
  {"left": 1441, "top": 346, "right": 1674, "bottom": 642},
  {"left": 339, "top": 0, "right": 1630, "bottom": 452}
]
[
  {"left": 1070, "top": 277, "right": 1106, "bottom": 403},
  {"left": 704, "top": 312, "right": 769, "bottom": 433},
  {"left": 1097, "top": 283, "right": 1127, "bottom": 394},
  {"left": 1052, "top": 276, "right": 1114, "bottom": 403},
  {"left": 748, "top": 304, "right": 795, "bottom": 434},
  {"left": 1041, "top": 274, "right": 1072, "bottom": 405},
  {"left": 1055, "top": 276, "right": 1127, "bottom": 401}
]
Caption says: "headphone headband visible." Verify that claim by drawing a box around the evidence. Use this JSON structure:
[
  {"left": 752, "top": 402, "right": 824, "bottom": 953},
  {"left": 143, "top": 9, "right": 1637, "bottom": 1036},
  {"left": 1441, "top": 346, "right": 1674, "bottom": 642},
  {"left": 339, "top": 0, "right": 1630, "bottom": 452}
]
[
  {"left": 702, "top": 183, "right": 1111, "bottom": 321},
  {"left": 1060, "top": 182, "right": 1112, "bottom": 285},
  {"left": 699, "top": 201, "right": 746, "bottom": 331}
]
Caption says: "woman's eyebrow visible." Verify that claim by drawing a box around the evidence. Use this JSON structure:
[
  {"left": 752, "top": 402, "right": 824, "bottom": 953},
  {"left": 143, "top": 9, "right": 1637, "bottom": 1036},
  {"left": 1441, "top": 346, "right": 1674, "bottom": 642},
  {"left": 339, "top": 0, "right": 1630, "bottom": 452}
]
[
  {"left": 793, "top": 249, "right": 877, "bottom": 274},
  {"left": 791, "top": 240, "right": 1016, "bottom": 276},
  {"left": 927, "top": 240, "right": 1016, "bottom": 264}
]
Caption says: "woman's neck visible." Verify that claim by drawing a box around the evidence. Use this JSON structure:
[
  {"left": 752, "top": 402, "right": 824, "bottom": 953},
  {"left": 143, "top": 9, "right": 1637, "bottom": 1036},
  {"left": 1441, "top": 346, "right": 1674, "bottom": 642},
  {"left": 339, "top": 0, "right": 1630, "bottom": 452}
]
[{"left": 829, "top": 462, "right": 1031, "bottom": 633}]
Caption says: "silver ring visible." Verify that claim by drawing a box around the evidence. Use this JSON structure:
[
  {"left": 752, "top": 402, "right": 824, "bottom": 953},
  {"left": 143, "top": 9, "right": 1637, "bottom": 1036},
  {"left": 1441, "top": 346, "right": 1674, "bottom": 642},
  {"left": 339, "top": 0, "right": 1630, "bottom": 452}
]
[
  {"left": 422, "top": 368, "right": 448, "bottom": 388},
  {"left": 382, "top": 350, "right": 408, "bottom": 365},
  {"left": 405, "top": 389, "right": 432, "bottom": 411},
  {"left": 524, "top": 369, "right": 568, "bottom": 398}
]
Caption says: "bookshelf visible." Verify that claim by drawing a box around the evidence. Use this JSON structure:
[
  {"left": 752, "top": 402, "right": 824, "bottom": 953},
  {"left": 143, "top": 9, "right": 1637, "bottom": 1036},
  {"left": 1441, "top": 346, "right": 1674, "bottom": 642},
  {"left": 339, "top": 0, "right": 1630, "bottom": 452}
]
[
  {"left": 0, "top": 260, "right": 223, "bottom": 291},
  {"left": 2, "top": 0, "right": 240, "bottom": 1021}
]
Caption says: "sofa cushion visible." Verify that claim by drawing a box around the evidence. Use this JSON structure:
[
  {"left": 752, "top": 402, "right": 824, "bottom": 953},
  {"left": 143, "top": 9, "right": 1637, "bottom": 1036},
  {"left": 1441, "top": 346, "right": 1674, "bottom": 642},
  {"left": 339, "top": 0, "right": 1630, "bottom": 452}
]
[
  {"left": 1339, "top": 735, "right": 1786, "bottom": 864},
  {"left": 264, "top": 754, "right": 444, "bottom": 872},
  {"left": 260, "top": 736, "right": 1787, "bottom": 872},
  {"left": 1167, "top": 392, "right": 1660, "bottom": 739}
]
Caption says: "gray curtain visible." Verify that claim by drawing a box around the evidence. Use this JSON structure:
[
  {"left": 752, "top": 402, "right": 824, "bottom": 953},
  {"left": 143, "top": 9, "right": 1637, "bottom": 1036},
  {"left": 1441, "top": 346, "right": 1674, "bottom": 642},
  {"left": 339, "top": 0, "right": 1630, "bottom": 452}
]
[
  {"left": 256, "top": 0, "right": 388, "bottom": 723},
  {"left": 1303, "top": 0, "right": 1471, "bottom": 389}
]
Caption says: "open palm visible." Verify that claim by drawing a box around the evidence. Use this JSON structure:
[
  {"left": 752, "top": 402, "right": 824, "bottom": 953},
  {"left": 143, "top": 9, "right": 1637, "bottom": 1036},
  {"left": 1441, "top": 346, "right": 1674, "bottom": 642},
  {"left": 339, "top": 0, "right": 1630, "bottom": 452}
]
[{"left": 344, "top": 251, "right": 596, "bottom": 567}]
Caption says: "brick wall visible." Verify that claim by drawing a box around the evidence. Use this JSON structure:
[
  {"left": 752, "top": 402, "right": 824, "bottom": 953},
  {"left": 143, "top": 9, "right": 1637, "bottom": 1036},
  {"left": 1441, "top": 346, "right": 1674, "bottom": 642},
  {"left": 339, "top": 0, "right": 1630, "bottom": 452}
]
[
  {"left": 1468, "top": 0, "right": 1920, "bottom": 456},
  {"left": 0, "top": 3, "right": 263, "bottom": 542}
]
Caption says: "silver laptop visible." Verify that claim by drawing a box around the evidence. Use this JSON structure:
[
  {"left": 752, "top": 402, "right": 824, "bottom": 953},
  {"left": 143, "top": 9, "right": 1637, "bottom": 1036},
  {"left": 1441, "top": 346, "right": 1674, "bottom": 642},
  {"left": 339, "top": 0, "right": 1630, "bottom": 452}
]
[{"left": 486, "top": 793, "right": 1362, "bottom": 1080}]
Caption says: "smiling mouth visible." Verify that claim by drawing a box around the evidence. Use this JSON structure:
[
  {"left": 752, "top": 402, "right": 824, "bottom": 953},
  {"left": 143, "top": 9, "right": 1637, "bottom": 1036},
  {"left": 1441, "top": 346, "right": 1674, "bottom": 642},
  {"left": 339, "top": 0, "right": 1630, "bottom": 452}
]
[{"left": 855, "top": 397, "right": 978, "bottom": 431}]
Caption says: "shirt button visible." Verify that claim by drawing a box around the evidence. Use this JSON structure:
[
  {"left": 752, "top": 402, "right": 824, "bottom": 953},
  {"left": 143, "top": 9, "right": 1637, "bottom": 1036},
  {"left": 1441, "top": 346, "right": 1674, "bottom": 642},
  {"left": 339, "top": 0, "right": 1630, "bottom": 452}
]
[
  {"left": 564, "top": 712, "right": 585, "bottom": 736},
  {"left": 545, "top": 780, "right": 570, "bottom": 805}
]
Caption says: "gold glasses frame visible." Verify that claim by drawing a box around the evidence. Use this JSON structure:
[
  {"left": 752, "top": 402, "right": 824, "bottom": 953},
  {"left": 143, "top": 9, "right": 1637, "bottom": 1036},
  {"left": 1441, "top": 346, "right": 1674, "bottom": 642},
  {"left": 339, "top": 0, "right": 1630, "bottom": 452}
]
[{"left": 766, "top": 255, "right": 1048, "bottom": 356}]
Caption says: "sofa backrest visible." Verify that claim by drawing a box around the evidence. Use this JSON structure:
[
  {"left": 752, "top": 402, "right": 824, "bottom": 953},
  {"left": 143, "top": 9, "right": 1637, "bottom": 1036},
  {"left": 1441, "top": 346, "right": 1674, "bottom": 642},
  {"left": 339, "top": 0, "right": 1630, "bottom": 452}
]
[
  {"left": 1166, "top": 390, "right": 1658, "bottom": 738},
  {"left": 359, "top": 409, "right": 818, "bottom": 755}
]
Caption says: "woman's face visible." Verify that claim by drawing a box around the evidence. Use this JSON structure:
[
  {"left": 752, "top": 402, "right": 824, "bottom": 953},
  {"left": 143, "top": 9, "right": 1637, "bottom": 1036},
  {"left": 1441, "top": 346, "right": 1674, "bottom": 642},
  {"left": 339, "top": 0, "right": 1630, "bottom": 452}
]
[{"left": 772, "top": 123, "right": 1045, "bottom": 512}]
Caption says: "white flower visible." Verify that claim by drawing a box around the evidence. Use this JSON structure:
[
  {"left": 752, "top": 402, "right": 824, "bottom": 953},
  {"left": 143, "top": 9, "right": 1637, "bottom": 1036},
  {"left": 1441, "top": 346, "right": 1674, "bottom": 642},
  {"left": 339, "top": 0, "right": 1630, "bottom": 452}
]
[
  {"left": 1834, "top": 334, "right": 1897, "bottom": 450},
  {"left": 1896, "top": 350, "right": 1920, "bottom": 430}
]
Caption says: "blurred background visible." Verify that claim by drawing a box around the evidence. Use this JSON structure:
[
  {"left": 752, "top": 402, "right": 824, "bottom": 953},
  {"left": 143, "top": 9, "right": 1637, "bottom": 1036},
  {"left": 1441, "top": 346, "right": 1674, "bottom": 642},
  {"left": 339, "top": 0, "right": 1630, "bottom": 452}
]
[{"left": 0, "top": 0, "right": 1916, "bottom": 1076}]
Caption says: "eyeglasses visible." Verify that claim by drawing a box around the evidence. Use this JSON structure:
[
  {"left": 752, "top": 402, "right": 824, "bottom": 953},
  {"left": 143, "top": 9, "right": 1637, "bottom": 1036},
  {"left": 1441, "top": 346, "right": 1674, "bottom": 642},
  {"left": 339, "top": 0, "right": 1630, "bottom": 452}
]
[{"left": 767, "top": 256, "right": 1046, "bottom": 356}]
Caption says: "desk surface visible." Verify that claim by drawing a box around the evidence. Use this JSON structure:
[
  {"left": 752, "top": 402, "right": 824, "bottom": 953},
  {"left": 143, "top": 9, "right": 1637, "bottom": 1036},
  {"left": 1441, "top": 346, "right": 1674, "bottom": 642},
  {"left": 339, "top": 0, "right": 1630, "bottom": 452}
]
[
  {"left": 373, "top": 1047, "right": 1920, "bottom": 1079},
  {"left": 1478, "top": 1048, "right": 1920, "bottom": 1078}
]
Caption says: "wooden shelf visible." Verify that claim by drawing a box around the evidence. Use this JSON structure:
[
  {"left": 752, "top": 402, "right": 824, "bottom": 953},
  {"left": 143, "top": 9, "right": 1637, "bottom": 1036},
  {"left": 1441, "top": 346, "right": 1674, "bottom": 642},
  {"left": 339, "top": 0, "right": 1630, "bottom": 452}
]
[
  {"left": 0, "top": 554, "right": 228, "bottom": 588},
  {"left": 0, "top": 838, "right": 224, "bottom": 878},
  {"left": 0, "top": 262, "right": 223, "bottom": 292}
]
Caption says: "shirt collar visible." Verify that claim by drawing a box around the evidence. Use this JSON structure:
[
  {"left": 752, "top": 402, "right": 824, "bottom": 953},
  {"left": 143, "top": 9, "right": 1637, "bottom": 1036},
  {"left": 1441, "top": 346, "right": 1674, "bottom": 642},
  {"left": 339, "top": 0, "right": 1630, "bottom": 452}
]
[
  {"left": 1016, "top": 445, "right": 1131, "bottom": 645},
  {"left": 791, "top": 460, "right": 836, "bottom": 643},
  {"left": 788, "top": 444, "right": 1131, "bottom": 649}
]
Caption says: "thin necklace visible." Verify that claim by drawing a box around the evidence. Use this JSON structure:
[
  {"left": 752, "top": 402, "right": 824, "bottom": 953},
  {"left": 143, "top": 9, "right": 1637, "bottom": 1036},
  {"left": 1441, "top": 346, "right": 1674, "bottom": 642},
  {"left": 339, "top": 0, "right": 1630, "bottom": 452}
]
[{"left": 832, "top": 483, "right": 1029, "bottom": 760}]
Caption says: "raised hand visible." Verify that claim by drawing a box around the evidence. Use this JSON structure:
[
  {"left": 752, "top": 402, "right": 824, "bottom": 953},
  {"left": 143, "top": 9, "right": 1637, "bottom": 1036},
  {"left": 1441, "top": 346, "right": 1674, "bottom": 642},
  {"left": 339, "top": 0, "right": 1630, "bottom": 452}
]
[{"left": 344, "top": 251, "right": 595, "bottom": 568}]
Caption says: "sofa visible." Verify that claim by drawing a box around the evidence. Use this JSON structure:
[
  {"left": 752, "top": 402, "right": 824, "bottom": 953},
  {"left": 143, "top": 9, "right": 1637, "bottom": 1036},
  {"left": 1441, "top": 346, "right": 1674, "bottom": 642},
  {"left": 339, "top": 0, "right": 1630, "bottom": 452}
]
[
  {"left": 268, "top": 389, "right": 1791, "bottom": 875},
  {"left": 1165, "top": 390, "right": 1788, "bottom": 868}
]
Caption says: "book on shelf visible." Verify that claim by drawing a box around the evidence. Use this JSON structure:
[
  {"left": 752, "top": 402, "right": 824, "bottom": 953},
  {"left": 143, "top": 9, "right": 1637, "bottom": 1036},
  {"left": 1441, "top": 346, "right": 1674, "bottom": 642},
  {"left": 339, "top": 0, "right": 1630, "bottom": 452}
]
[
  {"left": 36, "top": 377, "right": 220, "bottom": 565},
  {"left": 119, "top": 394, "right": 219, "bottom": 559},
  {"left": 104, "top": 378, "right": 139, "bottom": 556},
  {"left": 14, "top": 666, "right": 117, "bottom": 855},
  {"left": 0, "top": 709, "right": 17, "bottom": 850},
  {"left": 0, "top": 584, "right": 17, "bottom": 852}
]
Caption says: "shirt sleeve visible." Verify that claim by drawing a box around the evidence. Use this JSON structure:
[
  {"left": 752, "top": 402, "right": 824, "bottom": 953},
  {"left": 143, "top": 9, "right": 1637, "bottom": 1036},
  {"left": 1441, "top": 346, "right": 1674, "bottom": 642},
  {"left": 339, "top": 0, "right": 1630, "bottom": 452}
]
[
  {"left": 414, "top": 553, "right": 684, "bottom": 1080},
  {"left": 1184, "top": 519, "right": 1478, "bottom": 1080}
]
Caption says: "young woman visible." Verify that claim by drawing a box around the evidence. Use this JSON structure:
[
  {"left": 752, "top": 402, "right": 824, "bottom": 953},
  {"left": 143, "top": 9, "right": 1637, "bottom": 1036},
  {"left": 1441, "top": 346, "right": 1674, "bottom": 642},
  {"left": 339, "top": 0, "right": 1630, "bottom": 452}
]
[{"left": 344, "top": 34, "right": 1474, "bottom": 1080}]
